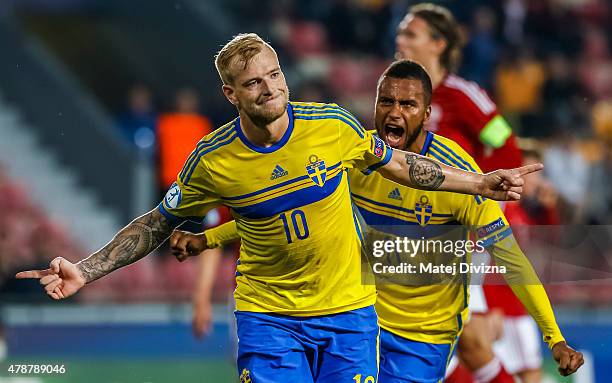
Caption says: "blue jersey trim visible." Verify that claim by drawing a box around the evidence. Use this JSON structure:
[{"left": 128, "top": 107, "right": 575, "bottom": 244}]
[
  {"left": 222, "top": 161, "right": 342, "bottom": 201},
  {"left": 231, "top": 170, "right": 344, "bottom": 219},
  {"left": 158, "top": 203, "right": 205, "bottom": 226},
  {"left": 363, "top": 145, "right": 394, "bottom": 175},
  {"left": 356, "top": 207, "right": 462, "bottom": 238},
  {"left": 292, "top": 104, "right": 366, "bottom": 137},
  {"left": 347, "top": 169, "right": 365, "bottom": 244},
  {"left": 183, "top": 131, "right": 238, "bottom": 184},
  {"left": 157, "top": 203, "right": 183, "bottom": 224},
  {"left": 431, "top": 138, "right": 478, "bottom": 172},
  {"left": 293, "top": 111, "right": 365, "bottom": 139},
  {"left": 420, "top": 131, "right": 434, "bottom": 156},
  {"left": 235, "top": 103, "right": 295, "bottom": 153},
  {"left": 428, "top": 145, "right": 483, "bottom": 205},
  {"left": 179, "top": 122, "right": 236, "bottom": 182},
  {"left": 291, "top": 104, "right": 364, "bottom": 127},
  {"left": 352, "top": 193, "right": 454, "bottom": 218},
  {"left": 480, "top": 227, "right": 513, "bottom": 248}
]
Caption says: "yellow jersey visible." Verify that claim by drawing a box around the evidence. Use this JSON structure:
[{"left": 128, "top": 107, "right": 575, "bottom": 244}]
[
  {"left": 159, "top": 102, "right": 393, "bottom": 316},
  {"left": 350, "top": 131, "right": 564, "bottom": 347}
]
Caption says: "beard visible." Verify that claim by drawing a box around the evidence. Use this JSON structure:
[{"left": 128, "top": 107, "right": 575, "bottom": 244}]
[
  {"left": 242, "top": 89, "right": 289, "bottom": 127},
  {"left": 402, "top": 121, "right": 424, "bottom": 151}
]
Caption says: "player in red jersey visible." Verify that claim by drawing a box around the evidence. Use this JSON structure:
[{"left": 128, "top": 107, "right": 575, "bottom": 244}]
[
  {"left": 396, "top": 3, "right": 522, "bottom": 173},
  {"left": 394, "top": 4, "right": 544, "bottom": 383},
  {"left": 484, "top": 150, "right": 562, "bottom": 383}
]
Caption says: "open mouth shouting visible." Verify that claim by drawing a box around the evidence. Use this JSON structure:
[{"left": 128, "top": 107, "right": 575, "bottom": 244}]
[{"left": 383, "top": 123, "right": 406, "bottom": 149}]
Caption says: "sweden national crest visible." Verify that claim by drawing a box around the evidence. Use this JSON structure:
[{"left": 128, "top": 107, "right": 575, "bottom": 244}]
[
  {"left": 415, "top": 195, "right": 432, "bottom": 226},
  {"left": 240, "top": 368, "right": 252, "bottom": 383},
  {"left": 306, "top": 154, "right": 327, "bottom": 187}
]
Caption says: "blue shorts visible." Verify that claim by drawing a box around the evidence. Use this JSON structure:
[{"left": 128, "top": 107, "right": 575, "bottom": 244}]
[
  {"left": 235, "top": 305, "right": 379, "bottom": 383},
  {"left": 378, "top": 329, "right": 454, "bottom": 383}
]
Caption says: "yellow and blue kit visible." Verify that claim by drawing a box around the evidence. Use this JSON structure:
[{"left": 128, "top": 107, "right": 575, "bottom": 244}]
[
  {"left": 205, "top": 131, "right": 566, "bottom": 383},
  {"left": 159, "top": 102, "right": 390, "bottom": 382},
  {"left": 349, "top": 131, "right": 564, "bottom": 382}
]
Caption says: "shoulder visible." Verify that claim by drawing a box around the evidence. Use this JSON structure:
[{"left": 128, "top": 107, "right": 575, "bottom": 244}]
[
  {"left": 177, "top": 119, "right": 238, "bottom": 184},
  {"left": 290, "top": 101, "right": 365, "bottom": 137},
  {"left": 440, "top": 75, "right": 496, "bottom": 115},
  {"left": 429, "top": 134, "right": 483, "bottom": 173},
  {"left": 195, "top": 118, "right": 239, "bottom": 154}
]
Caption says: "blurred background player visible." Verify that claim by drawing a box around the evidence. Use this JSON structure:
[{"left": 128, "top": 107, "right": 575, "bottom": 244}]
[
  {"left": 483, "top": 150, "right": 562, "bottom": 383},
  {"left": 394, "top": 4, "right": 531, "bottom": 383}
]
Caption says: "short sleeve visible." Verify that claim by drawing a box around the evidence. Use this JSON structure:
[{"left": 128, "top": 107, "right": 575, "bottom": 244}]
[
  {"left": 158, "top": 158, "right": 221, "bottom": 225},
  {"left": 337, "top": 113, "right": 393, "bottom": 172}
]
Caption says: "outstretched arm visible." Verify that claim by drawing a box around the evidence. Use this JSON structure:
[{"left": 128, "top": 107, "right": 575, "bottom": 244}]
[
  {"left": 488, "top": 236, "right": 584, "bottom": 376},
  {"left": 77, "top": 208, "right": 176, "bottom": 283},
  {"left": 378, "top": 150, "right": 543, "bottom": 201},
  {"left": 16, "top": 207, "right": 177, "bottom": 299}
]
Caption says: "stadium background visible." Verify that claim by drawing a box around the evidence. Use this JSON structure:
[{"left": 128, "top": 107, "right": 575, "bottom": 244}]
[{"left": 0, "top": 0, "right": 610, "bottom": 381}]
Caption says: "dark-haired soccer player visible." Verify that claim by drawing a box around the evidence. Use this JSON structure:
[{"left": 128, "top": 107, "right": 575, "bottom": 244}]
[
  {"left": 197, "top": 60, "right": 583, "bottom": 383},
  {"left": 395, "top": 4, "right": 532, "bottom": 382},
  {"left": 17, "top": 34, "right": 540, "bottom": 382}
]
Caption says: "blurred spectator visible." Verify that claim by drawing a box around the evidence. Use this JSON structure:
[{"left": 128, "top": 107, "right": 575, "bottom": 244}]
[
  {"left": 543, "top": 134, "right": 591, "bottom": 223},
  {"left": 157, "top": 88, "right": 213, "bottom": 190},
  {"left": 540, "top": 52, "right": 590, "bottom": 137},
  {"left": 115, "top": 84, "right": 157, "bottom": 153},
  {"left": 495, "top": 46, "right": 545, "bottom": 133},
  {"left": 506, "top": 150, "right": 560, "bottom": 226},
  {"left": 501, "top": 0, "right": 526, "bottom": 45},
  {"left": 577, "top": 26, "right": 612, "bottom": 100},
  {"left": 462, "top": 6, "right": 499, "bottom": 91}
]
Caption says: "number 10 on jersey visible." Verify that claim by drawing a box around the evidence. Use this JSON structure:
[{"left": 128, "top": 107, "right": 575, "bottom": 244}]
[{"left": 279, "top": 209, "right": 310, "bottom": 243}]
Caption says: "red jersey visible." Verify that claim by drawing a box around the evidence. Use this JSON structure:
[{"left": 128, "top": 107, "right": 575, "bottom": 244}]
[{"left": 426, "top": 74, "right": 522, "bottom": 172}]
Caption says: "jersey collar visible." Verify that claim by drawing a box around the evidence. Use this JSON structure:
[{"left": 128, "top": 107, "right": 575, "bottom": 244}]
[
  {"left": 420, "top": 131, "right": 434, "bottom": 156},
  {"left": 235, "top": 102, "right": 295, "bottom": 153}
]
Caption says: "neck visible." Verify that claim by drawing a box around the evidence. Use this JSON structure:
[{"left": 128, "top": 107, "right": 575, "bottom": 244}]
[
  {"left": 422, "top": 59, "right": 447, "bottom": 89},
  {"left": 239, "top": 108, "right": 289, "bottom": 147},
  {"left": 407, "top": 131, "right": 428, "bottom": 154}
]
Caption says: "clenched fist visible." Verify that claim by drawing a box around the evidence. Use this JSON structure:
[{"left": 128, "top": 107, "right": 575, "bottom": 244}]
[{"left": 169, "top": 230, "right": 208, "bottom": 262}]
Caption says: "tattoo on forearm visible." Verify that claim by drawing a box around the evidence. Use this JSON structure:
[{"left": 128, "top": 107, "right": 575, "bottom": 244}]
[
  {"left": 405, "top": 154, "right": 445, "bottom": 190},
  {"left": 77, "top": 209, "right": 174, "bottom": 283}
]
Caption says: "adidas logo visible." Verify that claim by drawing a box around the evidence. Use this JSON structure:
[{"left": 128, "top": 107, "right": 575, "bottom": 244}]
[
  {"left": 388, "top": 188, "right": 403, "bottom": 201},
  {"left": 270, "top": 164, "right": 289, "bottom": 180}
]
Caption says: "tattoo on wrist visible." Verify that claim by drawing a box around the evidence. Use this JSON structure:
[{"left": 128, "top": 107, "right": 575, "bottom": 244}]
[
  {"left": 77, "top": 209, "right": 174, "bottom": 283},
  {"left": 405, "top": 154, "right": 445, "bottom": 190}
]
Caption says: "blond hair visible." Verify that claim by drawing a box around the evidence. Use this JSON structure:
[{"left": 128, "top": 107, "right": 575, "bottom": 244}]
[{"left": 214, "top": 33, "right": 272, "bottom": 84}]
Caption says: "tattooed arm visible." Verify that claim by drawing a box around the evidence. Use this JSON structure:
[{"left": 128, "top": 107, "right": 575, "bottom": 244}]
[
  {"left": 77, "top": 208, "right": 175, "bottom": 283},
  {"left": 15, "top": 207, "right": 178, "bottom": 299},
  {"left": 377, "top": 150, "right": 544, "bottom": 201}
]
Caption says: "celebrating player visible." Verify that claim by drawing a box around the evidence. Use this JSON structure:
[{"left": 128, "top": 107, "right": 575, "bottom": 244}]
[
  {"left": 16, "top": 34, "right": 541, "bottom": 382},
  {"left": 194, "top": 60, "right": 584, "bottom": 382},
  {"left": 395, "top": 4, "right": 535, "bottom": 382}
]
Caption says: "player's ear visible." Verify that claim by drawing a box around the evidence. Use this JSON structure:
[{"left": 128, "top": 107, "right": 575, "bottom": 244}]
[
  {"left": 222, "top": 84, "right": 238, "bottom": 106},
  {"left": 423, "top": 105, "right": 432, "bottom": 123}
]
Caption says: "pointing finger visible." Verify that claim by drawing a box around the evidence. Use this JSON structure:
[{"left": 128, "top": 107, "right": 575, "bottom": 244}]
[
  {"left": 514, "top": 163, "right": 544, "bottom": 177},
  {"left": 15, "top": 269, "right": 52, "bottom": 279}
]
